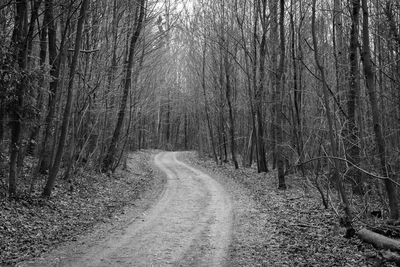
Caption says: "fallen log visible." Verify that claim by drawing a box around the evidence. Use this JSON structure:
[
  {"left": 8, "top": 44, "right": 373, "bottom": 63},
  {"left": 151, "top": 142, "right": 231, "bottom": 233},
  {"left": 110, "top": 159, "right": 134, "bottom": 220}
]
[{"left": 358, "top": 228, "right": 400, "bottom": 251}]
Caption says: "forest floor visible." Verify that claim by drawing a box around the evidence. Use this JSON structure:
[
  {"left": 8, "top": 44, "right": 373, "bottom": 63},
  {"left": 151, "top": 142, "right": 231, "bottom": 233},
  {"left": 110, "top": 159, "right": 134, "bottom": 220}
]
[
  {"left": 13, "top": 152, "right": 233, "bottom": 266},
  {"left": 0, "top": 150, "right": 165, "bottom": 266},
  {"left": 0, "top": 150, "right": 395, "bottom": 266},
  {"left": 181, "top": 152, "right": 393, "bottom": 267}
]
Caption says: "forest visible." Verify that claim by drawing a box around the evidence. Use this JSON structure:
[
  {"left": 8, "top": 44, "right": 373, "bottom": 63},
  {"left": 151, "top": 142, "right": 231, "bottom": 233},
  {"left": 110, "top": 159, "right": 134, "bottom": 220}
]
[{"left": 1, "top": 0, "right": 400, "bottom": 265}]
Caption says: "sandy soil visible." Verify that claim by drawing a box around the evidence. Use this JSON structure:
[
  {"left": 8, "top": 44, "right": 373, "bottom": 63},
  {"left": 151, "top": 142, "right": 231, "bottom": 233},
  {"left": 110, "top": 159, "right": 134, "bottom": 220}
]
[{"left": 20, "top": 152, "right": 233, "bottom": 267}]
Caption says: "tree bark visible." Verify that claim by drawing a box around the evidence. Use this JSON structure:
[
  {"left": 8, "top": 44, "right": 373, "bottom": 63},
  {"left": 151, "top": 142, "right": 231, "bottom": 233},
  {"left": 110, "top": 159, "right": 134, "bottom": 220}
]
[
  {"left": 254, "top": 0, "right": 268, "bottom": 173},
  {"left": 36, "top": 0, "right": 69, "bottom": 173},
  {"left": 28, "top": 17, "right": 48, "bottom": 156},
  {"left": 360, "top": 0, "right": 399, "bottom": 220},
  {"left": 224, "top": 54, "right": 239, "bottom": 169},
  {"left": 312, "top": 0, "right": 352, "bottom": 224},
  {"left": 102, "top": 0, "right": 146, "bottom": 172},
  {"left": 43, "top": 0, "right": 89, "bottom": 197},
  {"left": 8, "top": 0, "right": 28, "bottom": 196},
  {"left": 346, "top": 0, "right": 363, "bottom": 194},
  {"left": 290, "top": 1, "right": 304, "bottom": 174},
  {"left": 202, "top": 40, "right": 218, "bottom": 164},
  {"left": 358, "top": 228, "right": 400, "bottom": 251},
  {"left": 270, "top": 0, "right": 286, "bottom": 189}
]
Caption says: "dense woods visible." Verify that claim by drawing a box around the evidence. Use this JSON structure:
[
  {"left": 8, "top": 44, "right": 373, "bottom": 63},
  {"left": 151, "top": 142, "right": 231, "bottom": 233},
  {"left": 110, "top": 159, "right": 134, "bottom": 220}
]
[{"left": 1, "top": 0, "right": 400, "bottom": 262}]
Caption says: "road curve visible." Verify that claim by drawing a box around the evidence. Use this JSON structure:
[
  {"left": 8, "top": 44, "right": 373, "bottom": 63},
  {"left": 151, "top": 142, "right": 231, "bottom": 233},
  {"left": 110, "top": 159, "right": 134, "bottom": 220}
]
[{"left": 55, "top": 151, "right": 232, "bottom": 266}]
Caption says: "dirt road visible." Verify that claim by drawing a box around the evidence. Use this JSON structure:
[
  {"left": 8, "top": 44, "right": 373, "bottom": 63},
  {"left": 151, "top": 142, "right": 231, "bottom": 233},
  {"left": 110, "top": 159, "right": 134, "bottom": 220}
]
[{"left": 26, "top": 152, "right": 233, "bottom": 266}]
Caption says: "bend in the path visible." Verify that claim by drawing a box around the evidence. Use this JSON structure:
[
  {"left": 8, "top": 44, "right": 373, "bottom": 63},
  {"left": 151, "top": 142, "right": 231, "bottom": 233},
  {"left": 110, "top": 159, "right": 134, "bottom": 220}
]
[{"left": 26, "top": 151, "right": 232, "bottom": 267}]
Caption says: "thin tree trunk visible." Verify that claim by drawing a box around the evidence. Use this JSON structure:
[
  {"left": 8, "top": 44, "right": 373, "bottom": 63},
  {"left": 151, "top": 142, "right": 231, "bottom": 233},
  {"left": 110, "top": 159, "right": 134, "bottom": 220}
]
[
  {"left": 224, "top": 55, "right": 239, "bottom": 169},
  {"left": 43, "top": 0, "right": 89, "bottom": 197},
  {"left": 8, "top": 0, "right": 28, "bottom": 196},
  {"left": 102, "top": 0, "right": 146, "bottom": 172},
  {"left": 312, "top": 0, "right": 352, "bottom": 225}
]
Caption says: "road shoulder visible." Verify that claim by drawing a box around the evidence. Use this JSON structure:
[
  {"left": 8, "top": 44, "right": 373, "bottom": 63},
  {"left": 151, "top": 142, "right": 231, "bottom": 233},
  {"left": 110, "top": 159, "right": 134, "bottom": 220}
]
[
  {"left": 180, "top": 152, "right": 376, "bottom": 266},
  {"left": 15, "top": 150, "right": 167, "bottom": 267},
  {"left": 178, "top": 152, "right": 273, "bottom": 266}
]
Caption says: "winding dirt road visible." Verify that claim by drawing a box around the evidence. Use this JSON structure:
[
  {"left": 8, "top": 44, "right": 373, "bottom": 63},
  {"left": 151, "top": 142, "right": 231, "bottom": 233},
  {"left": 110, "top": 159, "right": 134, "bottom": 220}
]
[{"left": 36, "top": 152, "right": 233, "bottom": 267}]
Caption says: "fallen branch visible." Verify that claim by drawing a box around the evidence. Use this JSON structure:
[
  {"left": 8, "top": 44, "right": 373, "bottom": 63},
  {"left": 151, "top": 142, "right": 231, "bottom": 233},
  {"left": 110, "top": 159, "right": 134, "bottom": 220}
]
[
  {"left": 295, "top": 156, "right": 400, "bottom": 187},
  {"left": 358, "top": 228, "right": 400, "bottom": 251}
]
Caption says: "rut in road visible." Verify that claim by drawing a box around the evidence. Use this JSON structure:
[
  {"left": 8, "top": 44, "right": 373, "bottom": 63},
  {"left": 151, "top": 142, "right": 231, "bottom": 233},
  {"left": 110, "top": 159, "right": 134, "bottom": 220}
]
[{"left": 55, "top": 151, "right": 232, "bottom": 266}]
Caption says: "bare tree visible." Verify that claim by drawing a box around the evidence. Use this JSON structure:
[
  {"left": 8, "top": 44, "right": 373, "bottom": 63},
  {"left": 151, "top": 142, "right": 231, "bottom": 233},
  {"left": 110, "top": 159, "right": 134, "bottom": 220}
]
[
  {"left": 361, "top": 0, "right": 399, "bottom": 220},
  {"left": 102, "top": 0, "right": 146, "bottom": 172},
  {"left": 43, "top": 0, "right": 89, "bottom": 196}
]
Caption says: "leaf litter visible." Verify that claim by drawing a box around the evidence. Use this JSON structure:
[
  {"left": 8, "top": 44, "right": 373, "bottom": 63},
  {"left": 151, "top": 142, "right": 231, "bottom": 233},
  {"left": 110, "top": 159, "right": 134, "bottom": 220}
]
[
  {"left": 0, "top": 150, "right": 159, "bottom": 266},
  {"left": 182, "top": 152, "right": 393, "bottom": 267}
]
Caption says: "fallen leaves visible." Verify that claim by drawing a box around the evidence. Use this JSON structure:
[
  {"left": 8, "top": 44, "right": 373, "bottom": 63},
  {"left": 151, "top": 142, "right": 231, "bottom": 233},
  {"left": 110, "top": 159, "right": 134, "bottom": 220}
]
[
  {"left": 0, "top": 150, "right": 157, "bottom": 266},
  {"left": 183, "top": 152, "right": 395, "bottom": 267}
]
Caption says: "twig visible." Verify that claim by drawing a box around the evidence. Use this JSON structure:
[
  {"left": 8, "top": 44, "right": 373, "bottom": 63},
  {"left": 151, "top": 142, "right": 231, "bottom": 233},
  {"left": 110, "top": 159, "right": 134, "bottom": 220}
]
[{"left": 68, "top": 48, "right": 100, "bottom": 53}]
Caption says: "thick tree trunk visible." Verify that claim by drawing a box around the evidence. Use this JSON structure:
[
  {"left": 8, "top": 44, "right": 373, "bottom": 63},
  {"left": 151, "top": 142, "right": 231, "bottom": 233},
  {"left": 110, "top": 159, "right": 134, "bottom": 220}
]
[
  {"left": 270, "top": 0, "right": 286, "bottom": 189},
  {"left": 346, "top": 0, "right": 363, "bottom": 194},
  {"left": 361, "top": 0, "right": 399, "bottom": 220},
  {"left": 277, "top": 0, "right": 286, "bottom": 189},
  {"left": 101, "top": 0, "right": 119, "bottom": 159},
  {"left": 255, "top": 4, "right": 268, "bottom": 172},
  {"left": 290, "top": 2, "right": 304, "bottom": 173},
  {"left": 102, "top": 0, "right": 146, "bottom": 172},
  {"left": 243, "top": 127, "right": 254, "bottom": 168},
  {"left": 25, "top": 0, "right": 42, "bottom": 65},
  {"left": 28, "top": 19, "right": 48, "bottom": 155},
  {"left": 36, "top": 0, "right": 68, "bottom": 173},
  {"left": 202, "top": 43, "right": 218, "bottom": 164},
  {"left": 252, "top": 0, "right": 268, "bottom": 173},
  {"left": 43, "top": 0, "right": 89, "bottom": 197}
]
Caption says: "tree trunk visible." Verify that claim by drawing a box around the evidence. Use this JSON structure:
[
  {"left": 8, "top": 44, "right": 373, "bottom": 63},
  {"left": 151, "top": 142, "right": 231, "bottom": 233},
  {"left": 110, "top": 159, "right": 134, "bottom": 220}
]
[
  {"left": 224, "top": 55, "right": 239, "bottom": 169},
  {"left": 255, "top": 0, "right": 268, "bottom": 173},
  {"left": 36, "top": 0, "right": 68, "bottom": 173},
  {"left": 360, "top": 0, "right": 399, "bottom": 220},
  {"left": 8, "top": 0, "right": 28, "bottom": 196},
  {"left": 346, "top": 0, "right": 363, "bottom": 194},
  {"left": 270, "top": 0, "right": 286, "bottom": 189},
  {"left": 290, "top": 1, "right": 304, "bottom": 174},
  {"left": 202, "top": 41, "right": 218, "bottom": 164},
  {"left": 312, "top": 0, "right": 352, "bottom": 225},
  {"left": 102, "top": 0, "right": 146, "bottom": 172},
  {"left": 101, "top": 0, "right": 119, "bottom": 160},
  {"left": 43, "top": 0, "right": 89, "bottom": 197},
  {"left": 277, "top": 0, "right": 286, "bottom": 189},
  {"left": 28, "top": 18, "right": 48, "bottom": 155}
]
